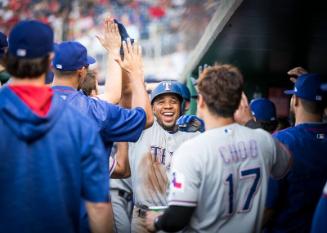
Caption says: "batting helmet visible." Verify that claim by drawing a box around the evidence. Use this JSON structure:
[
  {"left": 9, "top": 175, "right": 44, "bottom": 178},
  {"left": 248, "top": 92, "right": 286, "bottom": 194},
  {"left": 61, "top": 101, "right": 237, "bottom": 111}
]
[
  {"left": 176, "top": 82, "right": 191, "bottom": 101},
  {"left": 150, "top": 80, "right": 183, "bottom": 104}
]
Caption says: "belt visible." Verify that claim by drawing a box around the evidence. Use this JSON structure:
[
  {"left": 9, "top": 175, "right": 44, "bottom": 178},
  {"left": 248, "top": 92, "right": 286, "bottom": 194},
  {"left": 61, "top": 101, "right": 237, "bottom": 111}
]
[
  {"left": 134, "top": 204, "right": 149, "bottom": 218},
  {"left": 118, "top": 189, "right": 133, "bottom": 201},
  {"left": 112, "top": 189, "right": 133, "bottom": 201}
]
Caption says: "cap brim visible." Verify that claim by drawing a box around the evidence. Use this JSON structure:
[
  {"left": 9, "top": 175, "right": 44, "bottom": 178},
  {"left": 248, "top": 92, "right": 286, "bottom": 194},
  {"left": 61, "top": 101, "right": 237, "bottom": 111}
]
[
  {"left": 284, "top": 89, "right": 296, "bottom": 95},
  {"left": 87, "top": 55, "right": 96, "bottom": 65},
  {"left": 321, "top": 83, "right": 327, "bottom": 91}
]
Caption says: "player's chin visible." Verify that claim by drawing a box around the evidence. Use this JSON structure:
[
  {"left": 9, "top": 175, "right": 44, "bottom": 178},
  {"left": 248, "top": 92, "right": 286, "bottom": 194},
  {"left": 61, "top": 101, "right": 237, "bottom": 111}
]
[{"left": 161, "top": 120, "right": 178, "bottom": 130}]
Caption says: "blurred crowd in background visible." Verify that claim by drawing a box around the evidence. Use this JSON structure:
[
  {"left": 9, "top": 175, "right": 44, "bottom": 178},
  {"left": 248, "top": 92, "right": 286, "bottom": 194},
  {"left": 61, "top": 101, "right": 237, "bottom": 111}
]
[{"left": 0, "top": 0, "right": 220, "bottom": 81}]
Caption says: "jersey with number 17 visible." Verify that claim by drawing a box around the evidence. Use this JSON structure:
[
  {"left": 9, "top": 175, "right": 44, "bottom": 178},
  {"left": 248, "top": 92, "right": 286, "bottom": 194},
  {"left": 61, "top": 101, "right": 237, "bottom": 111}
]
[{"left": 168, "top": 123, "right": 291, "bottom": 233}]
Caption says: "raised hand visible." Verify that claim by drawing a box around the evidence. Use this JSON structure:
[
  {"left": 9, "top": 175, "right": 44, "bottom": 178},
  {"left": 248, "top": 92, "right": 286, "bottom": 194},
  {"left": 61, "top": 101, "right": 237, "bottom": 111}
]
[
  {"left": 234, "top": 92, "right": 253, "bottom": 125},
  {"left": 287, "top": 66, "right": 308, "bottom": 83},
  {"left": 114, "top": 39, "right": 144, "bottom": 76},
  {"left": 96, "top": 17, "right": 121, "bottom": 58}
]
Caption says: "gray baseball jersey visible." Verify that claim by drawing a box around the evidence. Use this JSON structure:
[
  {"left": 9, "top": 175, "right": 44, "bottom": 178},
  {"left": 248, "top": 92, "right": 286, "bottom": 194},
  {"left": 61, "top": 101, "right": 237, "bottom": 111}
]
[
  {"left": 168, "top": 123, "right": 291, "bottom": 233},
  {"left": 129, "top": 120, "right": 198, "bottom": 207}
]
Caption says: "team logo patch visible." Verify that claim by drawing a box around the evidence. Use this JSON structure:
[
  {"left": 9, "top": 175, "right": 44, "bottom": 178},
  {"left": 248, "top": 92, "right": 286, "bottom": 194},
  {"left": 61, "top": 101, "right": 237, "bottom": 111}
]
[
  {"left": 163, "top": 81, "right": 172, "bottom": 91},
  {"left": 17, "top": 49, "right": 26, "bottom": 57},
  {"left": 171, "top": 171, "right": 185, "bottom": 192},
  {"left": 56, "top": 64, "right": 63, "bottom": 69}
]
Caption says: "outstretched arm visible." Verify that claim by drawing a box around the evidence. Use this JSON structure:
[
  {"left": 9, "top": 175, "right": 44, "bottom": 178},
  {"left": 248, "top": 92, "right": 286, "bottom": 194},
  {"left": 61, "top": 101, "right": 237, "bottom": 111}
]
[
  {"left": 97, "top": 17, "right": 122, "bottom": 104},
  {"left": 115, "top": 39, "right": 153, "bottom": 128}
]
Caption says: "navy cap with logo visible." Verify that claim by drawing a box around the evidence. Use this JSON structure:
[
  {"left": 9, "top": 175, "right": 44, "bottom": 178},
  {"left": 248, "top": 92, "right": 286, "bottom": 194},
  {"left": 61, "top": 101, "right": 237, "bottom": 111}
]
[
  {"left": 0, "top": 32, "right": 8, "bottom": 58},
  {"left": 284, "top": 73, "right": 323, "bottom": 102},
  {"left": 53, "top": 41, "right": 96, "bottom": 71},
  {"left": 8, "top": 20, "right": 53, "bottom": 58},
  {"left": 250, "top": 98, "right": 277, "bottom": 122}
]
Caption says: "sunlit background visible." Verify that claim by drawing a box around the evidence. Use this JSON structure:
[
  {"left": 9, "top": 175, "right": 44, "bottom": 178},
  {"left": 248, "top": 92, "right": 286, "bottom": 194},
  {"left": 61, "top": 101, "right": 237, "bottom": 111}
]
[{"left": 0, "top": 0, "right": 220, "bottom": 82}]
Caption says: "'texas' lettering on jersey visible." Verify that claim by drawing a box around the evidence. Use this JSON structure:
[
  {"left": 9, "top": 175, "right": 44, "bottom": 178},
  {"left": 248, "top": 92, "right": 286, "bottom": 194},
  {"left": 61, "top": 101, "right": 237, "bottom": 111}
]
[{"left": 150, "top": 146, "right": 173, "bottom": 169}]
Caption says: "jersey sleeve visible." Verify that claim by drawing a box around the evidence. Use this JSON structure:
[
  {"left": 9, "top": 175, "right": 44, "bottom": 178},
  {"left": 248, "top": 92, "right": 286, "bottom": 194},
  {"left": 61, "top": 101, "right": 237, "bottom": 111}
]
[
  {"left": 270, "top": 138, "right": 292, "bottom": 179},
  {"left": 266, "top": 133, "right": 291, "bottom": 209},
  {"left": 167, "top": 142, "right": 201, "bottom": 207},
  {"left": 88, "top": 98, "right": 146, "bottom": 143},
  {"left": 80, "top": 126, "right": 110, "bottom": 203}
]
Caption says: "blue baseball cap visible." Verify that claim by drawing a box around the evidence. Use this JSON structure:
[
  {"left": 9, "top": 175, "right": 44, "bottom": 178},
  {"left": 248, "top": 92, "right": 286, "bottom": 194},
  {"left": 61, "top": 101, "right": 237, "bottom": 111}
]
[
  {"left": 8, "top": 20, "right": 53, "bottom": 58},
  {"left": 53, "top": 41, "right": 96, "bottom": 71},
  {"left": 250, "top": 98, "right": 277, "bottom": 122},
  {"left": 150, "top": 80, "right": 183, "bottom": 104},
  {"left": 0, "top": 32, "right": 8, "bottom": 58},
  {"left": 284, "top": 73, "right": 323, "bottom": 102}
]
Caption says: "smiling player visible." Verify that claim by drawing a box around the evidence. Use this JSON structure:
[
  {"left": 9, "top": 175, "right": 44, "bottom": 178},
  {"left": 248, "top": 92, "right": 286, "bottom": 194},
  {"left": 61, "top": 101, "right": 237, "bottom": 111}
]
[{"left": 128, "top": 80, "right": 198, "bottom": 233}]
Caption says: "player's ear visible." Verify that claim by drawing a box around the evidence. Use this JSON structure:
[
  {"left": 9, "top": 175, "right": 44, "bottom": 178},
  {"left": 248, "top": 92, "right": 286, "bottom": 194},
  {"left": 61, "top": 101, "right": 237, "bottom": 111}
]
[
  {"left": 77, "top": 67, "right": 87, "bottom": 78},
  {"left": 293, "top": 95, "right": 300, "bottom": 107},
  {"left": 48, "top": 52, "right": 54, "bottom": 61},
  {"left": 197, "top": 94, "right": 206, "bottom": 109}
]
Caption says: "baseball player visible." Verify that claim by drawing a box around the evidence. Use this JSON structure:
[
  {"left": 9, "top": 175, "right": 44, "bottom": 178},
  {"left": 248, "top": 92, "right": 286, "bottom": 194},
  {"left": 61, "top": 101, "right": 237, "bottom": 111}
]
[
  {"left": 145, "top": 64, "right": 292, "bottom": 233},
  {"left": 0, "top": 20, "right": 112, "bottom": 233},
  {"left": 311, "top": 84, "right": 327, "bottom": 233},
  {"left": 264, "top": 74, "right": 327, "bottom": 233},
  {"left": 126, "top": 80, "right": 199, "bottom": 233},
  {"left": 52, "top": 20, "right": 153, "bottom": 232},
  {"left": 250, "top": 98, "right": 278, "bottom": 133},
  {"left": 52, "top": 19, "right": 153, "bottom": 161},
  {"left": 79, "top": 67, "right": 134, "bottom": 233}
]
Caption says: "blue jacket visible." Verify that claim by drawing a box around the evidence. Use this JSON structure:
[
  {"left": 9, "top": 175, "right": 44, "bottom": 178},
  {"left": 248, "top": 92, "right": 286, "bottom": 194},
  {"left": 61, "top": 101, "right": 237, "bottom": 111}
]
[
  {"left": 52, "top": 86, "right": 146, "bottom": 154},
  {"left": 266, "top": 123, "right": 327, "bottom": 233},
  {"left": 52, "top": 86, "right": 146, "bottom": 232},
  {"left": 0, "top": 86, "right": 109, "bottom": 233}
]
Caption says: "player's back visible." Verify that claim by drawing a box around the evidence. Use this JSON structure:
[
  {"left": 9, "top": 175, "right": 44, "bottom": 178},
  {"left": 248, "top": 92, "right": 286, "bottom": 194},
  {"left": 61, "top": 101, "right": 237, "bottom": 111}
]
[
  {"left": 0, "top": 87, "right": 108, "bottom": 233},
  {"left": 169, "top": 123, "right": 289, "bottom": 233},
  {"left": 266, "top": 123, "right": 327, "bottom": 233}
]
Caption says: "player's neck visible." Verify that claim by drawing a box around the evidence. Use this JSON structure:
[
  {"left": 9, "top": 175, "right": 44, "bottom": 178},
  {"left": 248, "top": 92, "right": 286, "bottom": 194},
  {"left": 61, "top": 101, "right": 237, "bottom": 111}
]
[
  {"left": 204, "top": 114, "right": 235, "bottom": 130},
  {"left": 52, "top": 76, "right": 79, "bottom": 89},
  {"left": 295, "top": 111, "right": 322, "bottom": 125},
  {"left": 10, "top": 74, "right": 46, "bottom": 86}
]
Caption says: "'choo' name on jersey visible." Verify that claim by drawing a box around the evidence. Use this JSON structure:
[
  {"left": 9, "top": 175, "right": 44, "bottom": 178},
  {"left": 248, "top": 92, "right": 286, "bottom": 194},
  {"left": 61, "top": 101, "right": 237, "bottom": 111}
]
[{"left": 219, "top": 140, "right": 259, "bottom": 164}]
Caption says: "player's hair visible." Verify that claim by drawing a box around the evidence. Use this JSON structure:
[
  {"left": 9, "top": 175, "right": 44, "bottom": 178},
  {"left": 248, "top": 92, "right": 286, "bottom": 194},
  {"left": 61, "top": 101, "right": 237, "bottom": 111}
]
[
  {"left": 299, "top": 98, "right": 325, "bottom": 115},
  {"left": 80, "top": 70, "right": 98, "bottom": 96},
  {"left": 4, "top": 53, "right": 50, "bottom": 78},
  {"left": 198, "top": 64, "right": 244, "bottom": 117}
]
